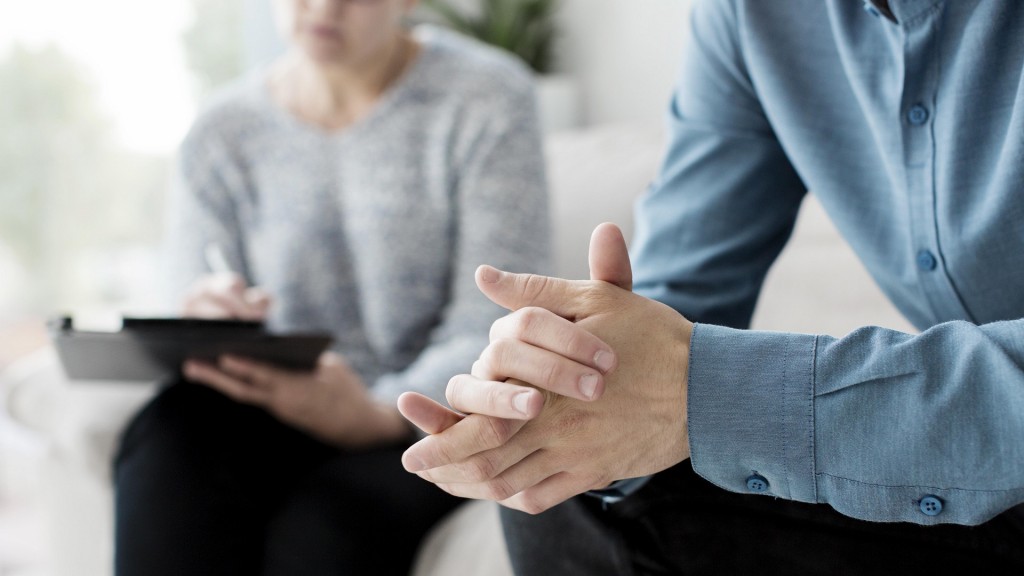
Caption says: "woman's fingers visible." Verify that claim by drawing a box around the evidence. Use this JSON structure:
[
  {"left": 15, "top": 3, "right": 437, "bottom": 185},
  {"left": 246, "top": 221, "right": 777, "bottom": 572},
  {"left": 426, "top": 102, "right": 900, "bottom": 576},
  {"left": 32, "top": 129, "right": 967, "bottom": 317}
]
[
  {"left": 181, "top": 273, "right": 270, "bottom": 320},
  {"left": 217, "top": 355, "right": 277, "bottom": 387},
  {"left": 182, "top": 359, "right": 269, "bottom": 405}
]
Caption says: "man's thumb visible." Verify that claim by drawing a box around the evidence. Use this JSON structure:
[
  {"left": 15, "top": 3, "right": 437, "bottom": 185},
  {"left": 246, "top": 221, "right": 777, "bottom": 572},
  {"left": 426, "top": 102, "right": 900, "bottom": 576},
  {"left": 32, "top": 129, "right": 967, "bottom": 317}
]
[{"left": 589, "top": 223, "right": 632, "bottom": 290}]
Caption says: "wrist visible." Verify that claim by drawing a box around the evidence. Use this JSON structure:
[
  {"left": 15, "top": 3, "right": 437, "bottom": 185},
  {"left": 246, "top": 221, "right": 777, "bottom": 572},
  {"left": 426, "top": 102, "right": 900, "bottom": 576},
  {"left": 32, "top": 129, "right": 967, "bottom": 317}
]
[
  {"left": 371, "top": 402, "right": 415, "bottom": 444},
  {"left": 667, "top": 310, "right": 693, "bottom": 464},
  {"left": 331, "top": 402, "right": 413, "bottom": 449}
]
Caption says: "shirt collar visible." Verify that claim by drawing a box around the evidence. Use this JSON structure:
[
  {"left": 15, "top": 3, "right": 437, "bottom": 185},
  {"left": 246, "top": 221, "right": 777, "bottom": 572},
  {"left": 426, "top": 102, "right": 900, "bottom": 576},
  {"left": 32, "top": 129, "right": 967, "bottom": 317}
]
[{"left": 864, "top": 0, "right": 947, "bottom": 26}]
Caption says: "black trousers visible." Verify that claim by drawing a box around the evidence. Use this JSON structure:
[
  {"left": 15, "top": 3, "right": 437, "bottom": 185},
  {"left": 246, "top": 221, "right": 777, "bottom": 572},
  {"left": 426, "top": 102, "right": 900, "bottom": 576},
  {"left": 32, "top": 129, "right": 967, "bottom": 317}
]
[
  {"left": 502, "top": 462, "right": 1024, "bottom": 575},
  {"left": 114, "top": 383, "right": 461, "bottom": 576}
]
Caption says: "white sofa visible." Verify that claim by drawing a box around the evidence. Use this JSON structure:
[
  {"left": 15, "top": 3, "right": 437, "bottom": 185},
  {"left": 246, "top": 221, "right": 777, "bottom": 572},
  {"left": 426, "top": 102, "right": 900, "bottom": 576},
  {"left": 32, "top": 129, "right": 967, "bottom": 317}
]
[{"left": 1, "top": 121, "right": 913, "bottom": 576}]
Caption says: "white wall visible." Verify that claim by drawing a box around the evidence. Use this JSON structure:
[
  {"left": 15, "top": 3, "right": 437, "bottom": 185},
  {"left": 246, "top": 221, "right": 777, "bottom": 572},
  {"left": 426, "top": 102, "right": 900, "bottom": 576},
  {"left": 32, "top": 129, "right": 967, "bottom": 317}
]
[
  {"left": 554, "top": 0, "right": 691, "bottom": 126},
  {"left": 242, "top": 0, "right": 692, "bottom": 127}
]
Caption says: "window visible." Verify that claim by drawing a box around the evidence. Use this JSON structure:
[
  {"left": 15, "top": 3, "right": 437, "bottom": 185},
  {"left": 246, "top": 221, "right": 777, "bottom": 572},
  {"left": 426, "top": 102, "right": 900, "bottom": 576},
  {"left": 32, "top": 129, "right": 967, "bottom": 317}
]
[
  {"left": 0, "top": 2, "right": 243, "bottom": 571},
  {"left": 0, "top": 0, "right": 243, "bottom": 346}
]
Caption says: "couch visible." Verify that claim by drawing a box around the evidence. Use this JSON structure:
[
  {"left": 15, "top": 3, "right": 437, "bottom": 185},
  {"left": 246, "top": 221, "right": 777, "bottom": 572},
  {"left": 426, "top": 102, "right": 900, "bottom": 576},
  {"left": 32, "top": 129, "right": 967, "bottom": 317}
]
[{"left": 0, "top": 121, "right": 913, "bottom": 576}]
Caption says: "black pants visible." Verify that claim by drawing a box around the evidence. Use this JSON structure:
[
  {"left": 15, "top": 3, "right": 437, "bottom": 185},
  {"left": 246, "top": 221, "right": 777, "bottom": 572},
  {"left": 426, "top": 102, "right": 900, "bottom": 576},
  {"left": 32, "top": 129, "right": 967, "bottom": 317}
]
[
  {"left": 502, "top": 462, "right": 1024, "bottom": 575},
  {"left": 114, "top": 383, "right": 461, "bottom": 576}
]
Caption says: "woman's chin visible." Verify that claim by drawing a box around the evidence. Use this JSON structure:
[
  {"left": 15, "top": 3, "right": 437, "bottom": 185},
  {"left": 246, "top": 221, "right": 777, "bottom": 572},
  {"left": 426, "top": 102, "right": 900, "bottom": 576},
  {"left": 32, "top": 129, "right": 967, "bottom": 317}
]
[{"left": 298, "top": 38, "right": 351, "bottom": 65}]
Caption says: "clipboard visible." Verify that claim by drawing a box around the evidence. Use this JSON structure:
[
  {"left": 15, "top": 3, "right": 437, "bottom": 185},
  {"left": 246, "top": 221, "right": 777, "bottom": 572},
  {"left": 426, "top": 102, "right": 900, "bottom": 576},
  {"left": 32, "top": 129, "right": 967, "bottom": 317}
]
[{"left": 49, "top": 316, "right": 333, "bottom": 382}]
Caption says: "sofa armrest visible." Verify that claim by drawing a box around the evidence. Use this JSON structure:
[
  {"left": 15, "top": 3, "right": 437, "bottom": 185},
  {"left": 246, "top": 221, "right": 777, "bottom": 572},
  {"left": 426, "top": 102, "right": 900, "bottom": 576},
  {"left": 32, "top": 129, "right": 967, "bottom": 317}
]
[
  {"left": 412, "top": 500, "right": 514, "bottom": 576},
  {"left": 2, "top": 346, "right": 157, "bottom": 482}
]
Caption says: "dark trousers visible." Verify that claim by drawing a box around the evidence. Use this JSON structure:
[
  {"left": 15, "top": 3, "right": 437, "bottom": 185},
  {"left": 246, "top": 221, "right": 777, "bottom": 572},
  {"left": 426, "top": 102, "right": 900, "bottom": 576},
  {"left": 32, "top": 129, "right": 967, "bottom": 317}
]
[
  {"left": 502, "top": 462, "right": 1024, "bottom": 575},
  {"left": 114, "top": 383, "right": 461, "bottom": 576}
]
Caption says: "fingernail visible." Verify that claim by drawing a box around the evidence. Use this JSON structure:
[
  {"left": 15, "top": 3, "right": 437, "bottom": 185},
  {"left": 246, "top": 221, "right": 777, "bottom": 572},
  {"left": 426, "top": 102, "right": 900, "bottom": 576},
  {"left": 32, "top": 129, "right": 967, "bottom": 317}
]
[
  {"left": 579, "top": 374, "right": 599, "bottom": 399},
  {"left": 594, "top": 350, "right": 615, "bottom": 373},
  {"left": 479, "top": 266, "right": 500, "bottom": 283},
  {"left": 404, "top": 453, "right": 426, "bottom": 472},
  {"left": 513, "top": 391, "right": 532, "bottom": 416}
]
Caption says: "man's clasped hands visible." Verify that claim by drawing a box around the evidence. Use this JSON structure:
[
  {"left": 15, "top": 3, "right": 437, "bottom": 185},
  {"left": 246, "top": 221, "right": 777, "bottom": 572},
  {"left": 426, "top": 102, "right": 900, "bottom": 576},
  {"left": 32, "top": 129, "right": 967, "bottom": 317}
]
[{"left": 398, "top": 223, "right": 696, "bottom": 514}]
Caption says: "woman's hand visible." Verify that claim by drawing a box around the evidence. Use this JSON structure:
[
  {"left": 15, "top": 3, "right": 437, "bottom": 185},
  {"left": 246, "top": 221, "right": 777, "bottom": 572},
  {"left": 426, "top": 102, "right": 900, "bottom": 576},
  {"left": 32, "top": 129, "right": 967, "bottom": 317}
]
[
  {"left": 181, "top": 273, "right": 272, "bottom": 321},
  {"left": 183, "top": 352, "right": 410, "bottom": 449}
]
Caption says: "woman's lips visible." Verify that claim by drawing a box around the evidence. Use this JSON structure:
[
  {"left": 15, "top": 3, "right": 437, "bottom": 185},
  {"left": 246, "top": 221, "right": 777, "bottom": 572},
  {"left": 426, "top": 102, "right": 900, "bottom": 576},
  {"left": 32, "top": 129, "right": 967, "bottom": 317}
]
[{"left": 307, "top": 23, "right": 341, "bottom": 40}]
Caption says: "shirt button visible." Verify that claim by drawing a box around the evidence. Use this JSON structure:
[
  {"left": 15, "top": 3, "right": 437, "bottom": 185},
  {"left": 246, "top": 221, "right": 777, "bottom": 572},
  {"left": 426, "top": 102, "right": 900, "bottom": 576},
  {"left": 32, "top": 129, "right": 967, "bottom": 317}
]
[
  {"left": 919, "top": 495, "right": 944, "bottom": 516},
  {"left": 745, "top": 474, "right": 769, "bottom": 493},
  {"left": 916, "top": 249, "right": 938, "bottom": 271},
  {"left": 907, "top": 104, "right": 930, "bottom": 125},
  {"left": 863, "top": 2, "right": 882, "bottom": 17}
]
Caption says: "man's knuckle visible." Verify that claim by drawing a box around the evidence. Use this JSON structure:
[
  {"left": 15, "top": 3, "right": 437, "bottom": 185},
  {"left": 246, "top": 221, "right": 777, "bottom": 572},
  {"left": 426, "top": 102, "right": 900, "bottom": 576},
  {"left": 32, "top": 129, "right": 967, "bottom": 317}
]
[
  {"left": 539, "top": 361, "right": 560, "bottom": 390},
  {"left": 485, "top": 385, "right": 505, "bottom": 413},
  {"left": 519, "top": 274, "right": 551, "bottom": 303},
  {"left": 560, "top": 329, "right": 589, "bottom": 360},
  {"left": 464, "top": 454, "right": 498, "bottom": 482},
  {"left": 513, "top": 307, "right": 543, "bottom": 339},
  {"left": 478, "top": 343, "right": 502, "bottom": 374},
  {"left": 431, "top": 438, "right": 458, "bottom": 467},
  {"left": 517, "top": 490, "right": 548, "bottom": 515},
  {"left": 478, "top": 416, "right": 513, "bottom": 447},
  {"left": 484, "top": 476, "right": 517, "bottom": 501}
]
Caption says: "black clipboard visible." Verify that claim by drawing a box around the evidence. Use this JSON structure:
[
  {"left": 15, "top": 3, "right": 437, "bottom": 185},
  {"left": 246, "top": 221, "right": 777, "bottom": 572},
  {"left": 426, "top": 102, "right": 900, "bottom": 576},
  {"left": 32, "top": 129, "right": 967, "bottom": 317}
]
[{"left": 49, "top": 316, "right": 333, "bottom": 382}]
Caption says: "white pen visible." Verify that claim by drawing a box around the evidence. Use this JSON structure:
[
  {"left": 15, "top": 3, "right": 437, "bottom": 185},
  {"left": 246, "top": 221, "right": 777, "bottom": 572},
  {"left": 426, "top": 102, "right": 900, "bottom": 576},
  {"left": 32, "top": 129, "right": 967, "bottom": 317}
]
[{"left": 204, "top": 243, "right": 271, "bottom": 317}]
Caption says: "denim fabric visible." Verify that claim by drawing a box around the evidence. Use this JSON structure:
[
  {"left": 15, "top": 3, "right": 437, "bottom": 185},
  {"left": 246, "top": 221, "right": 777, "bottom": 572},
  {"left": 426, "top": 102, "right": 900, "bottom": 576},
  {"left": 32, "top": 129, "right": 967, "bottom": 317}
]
[{"left": 631, "top": 0, "right": 1024, "bottom": 524}]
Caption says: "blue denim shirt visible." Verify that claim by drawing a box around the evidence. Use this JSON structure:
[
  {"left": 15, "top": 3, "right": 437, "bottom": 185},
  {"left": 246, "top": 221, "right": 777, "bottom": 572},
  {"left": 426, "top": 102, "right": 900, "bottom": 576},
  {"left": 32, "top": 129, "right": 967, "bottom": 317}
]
[{"left": 630, "top": 0, "right": 1024, "bottom": 525}]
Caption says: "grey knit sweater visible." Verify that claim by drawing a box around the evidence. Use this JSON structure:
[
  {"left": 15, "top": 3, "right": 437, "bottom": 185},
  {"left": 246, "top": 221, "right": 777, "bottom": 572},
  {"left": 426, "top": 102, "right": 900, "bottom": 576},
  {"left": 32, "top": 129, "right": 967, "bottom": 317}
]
[{"left": 165, "top": 26, "right": 551, "bottom": 405}]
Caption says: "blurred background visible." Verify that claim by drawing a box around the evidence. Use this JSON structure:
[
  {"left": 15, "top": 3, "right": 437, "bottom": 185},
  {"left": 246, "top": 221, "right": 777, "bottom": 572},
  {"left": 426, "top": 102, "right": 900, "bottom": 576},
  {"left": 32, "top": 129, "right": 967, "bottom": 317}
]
[
  {"left": 0, "top": 0, "right": 689, "bottom": 334},
  {"left": 0, "top": 1, "right": 692, "bottom": 573}
]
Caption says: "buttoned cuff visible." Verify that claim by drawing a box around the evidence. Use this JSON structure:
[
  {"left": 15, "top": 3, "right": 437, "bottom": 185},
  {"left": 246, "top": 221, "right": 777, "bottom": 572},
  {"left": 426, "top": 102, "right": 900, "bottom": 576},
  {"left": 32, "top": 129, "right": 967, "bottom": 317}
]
[{"left": 686, "top": 323, "right": 819, "bottom": 503}]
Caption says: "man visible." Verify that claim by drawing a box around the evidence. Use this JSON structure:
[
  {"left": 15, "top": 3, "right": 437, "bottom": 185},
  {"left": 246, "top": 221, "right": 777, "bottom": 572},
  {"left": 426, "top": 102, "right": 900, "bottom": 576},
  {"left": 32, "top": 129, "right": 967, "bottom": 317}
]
[{"left": 399, "top": 0, "right": 1024, "bottom": 573}]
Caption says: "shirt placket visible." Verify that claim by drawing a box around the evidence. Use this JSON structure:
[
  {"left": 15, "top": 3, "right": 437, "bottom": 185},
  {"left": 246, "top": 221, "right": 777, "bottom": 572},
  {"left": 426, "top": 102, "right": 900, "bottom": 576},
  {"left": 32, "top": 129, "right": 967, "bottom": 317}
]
[{"left": 896, "top": 3, "right": 973, "bottom": 324}]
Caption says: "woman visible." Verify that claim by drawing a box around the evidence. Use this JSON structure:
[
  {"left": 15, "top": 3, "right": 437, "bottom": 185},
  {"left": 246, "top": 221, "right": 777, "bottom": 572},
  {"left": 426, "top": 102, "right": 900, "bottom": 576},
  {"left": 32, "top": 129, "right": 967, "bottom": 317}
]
[{"left": 113, "top": 0, "right": 549, "bottom": 574}]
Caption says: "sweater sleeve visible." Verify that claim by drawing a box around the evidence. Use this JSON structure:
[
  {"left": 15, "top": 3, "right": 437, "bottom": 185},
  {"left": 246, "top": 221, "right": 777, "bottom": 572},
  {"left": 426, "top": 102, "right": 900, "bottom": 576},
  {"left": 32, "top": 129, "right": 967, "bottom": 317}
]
[
  {"left": 371, "top": 79, "right": 551, "bottom": 406},
  {"left": 162, "top": 124, "right": 253, "bottom": 310}
]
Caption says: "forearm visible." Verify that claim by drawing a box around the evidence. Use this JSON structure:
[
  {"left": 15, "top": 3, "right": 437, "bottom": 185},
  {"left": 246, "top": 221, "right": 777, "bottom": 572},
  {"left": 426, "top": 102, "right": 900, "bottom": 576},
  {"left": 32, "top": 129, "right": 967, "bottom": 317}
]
[
  {"left": 316, "top": 402, "right": 413, "bottom": 448},
  {"left": 687, "top": 320, "right": 1024, "bottom": 525}
]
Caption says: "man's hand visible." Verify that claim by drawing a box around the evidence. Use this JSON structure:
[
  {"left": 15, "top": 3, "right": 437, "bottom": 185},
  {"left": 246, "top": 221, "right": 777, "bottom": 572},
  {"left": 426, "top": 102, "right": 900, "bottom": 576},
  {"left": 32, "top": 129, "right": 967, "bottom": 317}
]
[
  {"left": 398, "top": 223, "right": 693, "bottom": 513},
  {"left": 184, "top": 352, "right": 409, "bottom": 448}
]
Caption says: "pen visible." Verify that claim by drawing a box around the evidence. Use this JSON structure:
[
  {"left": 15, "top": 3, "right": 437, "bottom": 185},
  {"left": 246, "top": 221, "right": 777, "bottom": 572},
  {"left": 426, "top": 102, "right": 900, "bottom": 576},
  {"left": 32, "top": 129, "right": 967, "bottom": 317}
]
[{"left": 204, "top": 243, "right": 271, "bottom": 317}]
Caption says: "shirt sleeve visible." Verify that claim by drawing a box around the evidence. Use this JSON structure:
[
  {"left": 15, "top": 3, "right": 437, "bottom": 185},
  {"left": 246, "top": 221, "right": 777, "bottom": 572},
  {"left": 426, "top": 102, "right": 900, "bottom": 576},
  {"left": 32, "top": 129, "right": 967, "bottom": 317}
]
[
  {"left": 631, "top": 0, "right": 807, "bottom": 331},
  {"left": 371, "top": 79, "right": 551, "bottom": 406},
  {"left": 689, "top": 321, "right": 1024, "bottom": 526},
  {"left": 636, "top": 1, "right": 1024, "bottom": 525}
]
